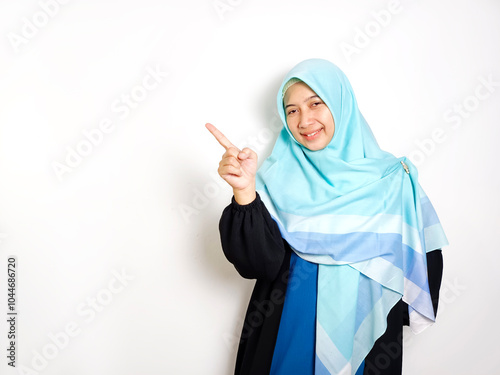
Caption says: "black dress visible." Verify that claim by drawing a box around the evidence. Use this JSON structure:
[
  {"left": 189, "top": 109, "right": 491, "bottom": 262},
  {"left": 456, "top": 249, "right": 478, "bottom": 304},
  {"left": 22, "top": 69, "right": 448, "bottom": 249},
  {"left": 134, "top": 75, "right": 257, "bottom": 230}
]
[{"left": 219, "top": 193, "right": 443, "bottom": 375}]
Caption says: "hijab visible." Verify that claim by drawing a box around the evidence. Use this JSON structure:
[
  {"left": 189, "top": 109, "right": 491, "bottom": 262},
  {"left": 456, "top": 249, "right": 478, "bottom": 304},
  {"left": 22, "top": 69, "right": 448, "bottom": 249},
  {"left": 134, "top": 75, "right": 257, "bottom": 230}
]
[{"left": 255, "top": 59, "right": 448, "bottom": 374}]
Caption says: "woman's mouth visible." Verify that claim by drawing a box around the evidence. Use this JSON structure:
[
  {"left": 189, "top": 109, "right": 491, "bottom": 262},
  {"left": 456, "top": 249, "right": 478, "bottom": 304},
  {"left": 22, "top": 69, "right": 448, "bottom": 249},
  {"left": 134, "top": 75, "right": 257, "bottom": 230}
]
[{"left": 302, "top": 128, "right": 323, "bottom": 139}]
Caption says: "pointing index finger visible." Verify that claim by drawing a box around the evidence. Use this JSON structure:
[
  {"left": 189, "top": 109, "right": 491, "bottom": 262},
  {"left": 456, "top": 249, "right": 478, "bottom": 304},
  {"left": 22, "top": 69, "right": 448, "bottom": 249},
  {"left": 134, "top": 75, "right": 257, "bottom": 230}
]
[{"left": 205, "top": 123, "right": 238, "bottom": 151}]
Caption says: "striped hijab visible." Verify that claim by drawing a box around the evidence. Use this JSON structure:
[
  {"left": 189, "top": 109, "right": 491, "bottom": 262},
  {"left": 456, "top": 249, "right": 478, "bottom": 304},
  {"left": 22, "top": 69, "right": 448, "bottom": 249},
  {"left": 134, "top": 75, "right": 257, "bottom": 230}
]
[{"left": 255, "top": 59, "right": 448, "bottom": 374}]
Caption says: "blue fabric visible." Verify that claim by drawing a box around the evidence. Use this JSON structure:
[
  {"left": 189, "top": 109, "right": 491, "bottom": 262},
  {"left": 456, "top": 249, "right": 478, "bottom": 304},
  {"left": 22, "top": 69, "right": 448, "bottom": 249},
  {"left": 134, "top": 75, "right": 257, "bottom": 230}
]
[
  {"left": 270, "top": 252, "right": 317, "bottom": 375},
  {"left": 316, "top": 355, "right": 332, "bottom": 375},
  {"left": 355, "top": 360, "right": 365, "bottom": 375},
  {"left": 255, "top": 59, "right": 448, "bottom": 374}
]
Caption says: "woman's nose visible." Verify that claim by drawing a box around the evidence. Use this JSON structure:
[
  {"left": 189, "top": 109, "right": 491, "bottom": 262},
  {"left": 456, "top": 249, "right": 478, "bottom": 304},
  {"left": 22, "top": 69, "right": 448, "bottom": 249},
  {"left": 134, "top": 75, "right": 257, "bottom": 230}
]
[{"left": 298, "top": 109, "right": 315, "bottom": 128}]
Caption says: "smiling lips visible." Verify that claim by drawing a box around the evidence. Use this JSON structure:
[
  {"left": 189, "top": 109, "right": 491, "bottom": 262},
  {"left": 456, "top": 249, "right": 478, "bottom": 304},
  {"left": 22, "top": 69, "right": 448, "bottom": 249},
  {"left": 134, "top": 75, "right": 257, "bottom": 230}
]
[{"left": 301, "top": 128, "right": 323, "bottom": 139}]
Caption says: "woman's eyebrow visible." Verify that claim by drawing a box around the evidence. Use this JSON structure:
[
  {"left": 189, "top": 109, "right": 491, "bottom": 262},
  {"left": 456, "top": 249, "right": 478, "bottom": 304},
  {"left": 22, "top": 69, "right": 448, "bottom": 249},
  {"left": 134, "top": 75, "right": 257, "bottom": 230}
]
[{"left": 285, "top": 95, "right": 321, "bottom": 109}]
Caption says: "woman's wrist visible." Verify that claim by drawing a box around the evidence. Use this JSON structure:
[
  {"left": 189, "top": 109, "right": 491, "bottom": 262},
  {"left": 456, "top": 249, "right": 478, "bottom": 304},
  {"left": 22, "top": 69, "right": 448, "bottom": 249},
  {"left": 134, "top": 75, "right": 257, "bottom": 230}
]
[{"left": 233, "top": 185, "right": 256, "bottom": 205}]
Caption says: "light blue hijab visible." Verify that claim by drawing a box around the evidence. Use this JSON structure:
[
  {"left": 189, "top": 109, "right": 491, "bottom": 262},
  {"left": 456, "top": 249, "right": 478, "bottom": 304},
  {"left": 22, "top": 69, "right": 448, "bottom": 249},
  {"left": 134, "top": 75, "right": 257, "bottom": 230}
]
[{"left": 255, "top": 59, "right": 448, "bottom": 374}]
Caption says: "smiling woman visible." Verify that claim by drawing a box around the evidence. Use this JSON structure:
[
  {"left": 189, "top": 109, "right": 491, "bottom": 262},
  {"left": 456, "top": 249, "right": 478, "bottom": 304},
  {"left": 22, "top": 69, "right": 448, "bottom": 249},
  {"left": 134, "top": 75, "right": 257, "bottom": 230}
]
[
  {"left": 207, "top": 58, "right": 448, "bottom": 375},
  {"left": 283, "top": 79, "right": 336, "bottom": 151}
]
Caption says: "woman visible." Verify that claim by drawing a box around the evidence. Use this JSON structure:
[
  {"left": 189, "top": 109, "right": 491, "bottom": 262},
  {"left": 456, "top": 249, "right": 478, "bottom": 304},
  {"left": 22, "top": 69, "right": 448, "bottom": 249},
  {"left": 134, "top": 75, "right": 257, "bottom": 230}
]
[{"left": 206, "top": 58, "right": 447, "bottom": 375}]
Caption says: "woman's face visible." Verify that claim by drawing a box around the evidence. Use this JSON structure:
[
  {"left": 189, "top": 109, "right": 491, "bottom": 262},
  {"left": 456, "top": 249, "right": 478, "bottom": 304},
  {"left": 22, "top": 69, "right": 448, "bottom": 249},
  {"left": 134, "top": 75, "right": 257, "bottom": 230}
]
[{"left": 283, "top": 82, "right": 335, "bottom": 151}]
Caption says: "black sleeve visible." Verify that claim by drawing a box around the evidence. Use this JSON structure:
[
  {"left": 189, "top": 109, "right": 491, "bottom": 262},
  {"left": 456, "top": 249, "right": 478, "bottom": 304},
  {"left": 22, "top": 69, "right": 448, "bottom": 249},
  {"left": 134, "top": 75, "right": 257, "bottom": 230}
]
[
  {"left": 402, "top": 249, "right": 444, "bottom": 325},
  {"left": 219, "top": 193, "right": 286, "bottom": 281},
  {"left": 427, "top": 249, "right": 443, "bottom": 317}
]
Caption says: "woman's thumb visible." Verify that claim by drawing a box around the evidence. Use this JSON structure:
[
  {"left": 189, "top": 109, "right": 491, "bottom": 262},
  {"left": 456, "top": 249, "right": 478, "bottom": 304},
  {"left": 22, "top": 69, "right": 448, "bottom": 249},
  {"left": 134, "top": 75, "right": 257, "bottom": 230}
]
[{"left": 238, "top": 147, "right": 255, "bottom": 160}]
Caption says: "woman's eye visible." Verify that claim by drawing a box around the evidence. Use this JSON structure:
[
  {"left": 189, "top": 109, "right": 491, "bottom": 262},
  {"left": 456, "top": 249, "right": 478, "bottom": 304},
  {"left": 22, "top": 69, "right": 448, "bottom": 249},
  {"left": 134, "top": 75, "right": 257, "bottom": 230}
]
[
  {"left": 312, "top": 101, "right": 322, "bottom": 107},
  {"left": 287, "top": 109, "right": 297, "bottom": 115}
]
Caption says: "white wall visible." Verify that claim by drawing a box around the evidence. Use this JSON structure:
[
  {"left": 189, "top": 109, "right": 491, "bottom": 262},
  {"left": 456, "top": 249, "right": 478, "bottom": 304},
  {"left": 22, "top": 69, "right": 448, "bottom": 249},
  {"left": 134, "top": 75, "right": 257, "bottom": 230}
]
[{"left": 0, "top": 0, "right": 498, "bottom": 374}]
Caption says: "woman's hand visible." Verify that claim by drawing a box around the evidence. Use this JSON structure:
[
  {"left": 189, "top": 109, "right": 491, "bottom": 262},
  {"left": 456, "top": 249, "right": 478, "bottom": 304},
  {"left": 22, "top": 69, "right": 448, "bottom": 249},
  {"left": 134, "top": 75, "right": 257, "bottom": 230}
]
[{"left": 205, "top": 123, "right": 257, "bottom": 205}]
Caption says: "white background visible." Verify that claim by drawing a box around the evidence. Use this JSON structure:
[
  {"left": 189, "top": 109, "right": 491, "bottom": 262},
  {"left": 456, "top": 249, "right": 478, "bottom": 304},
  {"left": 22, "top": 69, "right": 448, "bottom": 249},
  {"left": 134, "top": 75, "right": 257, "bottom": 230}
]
[{"left": 0, "top": 0, "right": 499, "bottom": 374}]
